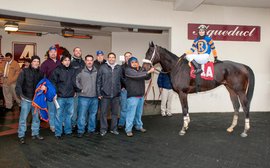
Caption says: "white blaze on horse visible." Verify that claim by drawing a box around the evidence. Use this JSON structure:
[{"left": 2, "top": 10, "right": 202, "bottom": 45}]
[{"left": 143, "top": 42, "right": 255, "bottom": 137}]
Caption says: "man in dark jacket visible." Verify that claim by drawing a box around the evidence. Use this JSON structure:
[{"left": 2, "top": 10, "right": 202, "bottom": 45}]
[
  {"left": 50, "top": 55, "right": 78, "bottom": 139},
  {"left": 16, "top": 55, "right": 45, "bottom": 144},
  {"left": 93, "top": 50, "right": 106, "bottom": 70},
  {"left": 76, "top": 55, "right": 98, "bottom": 137},
  {"left": 70, "top": 47, "right": 85, "bottom": 130},
  {"left": 124, "top": 57, "right": 154, "bottom": 137},
  {"left": 157, "top": 72, "right": 173, "bottom": 117},
  {"left": 97, "top": 52, "right": 122, "bottom": 136}
]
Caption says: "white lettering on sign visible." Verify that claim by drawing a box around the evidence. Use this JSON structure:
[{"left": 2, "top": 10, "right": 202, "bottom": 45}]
[
  {"left": 19, "top": 45, "right": 34, "bottom": 59},
  {"left": 189, "top": 23, "right": 260, "bottom": 41},
  {"left": 200, "top": 64, "right": 213, "bottom": 78}
]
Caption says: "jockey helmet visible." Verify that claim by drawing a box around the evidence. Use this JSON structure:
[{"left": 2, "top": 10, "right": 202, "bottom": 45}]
[{"left": 198, "top": 24, "right": 207, "bottom": 31}]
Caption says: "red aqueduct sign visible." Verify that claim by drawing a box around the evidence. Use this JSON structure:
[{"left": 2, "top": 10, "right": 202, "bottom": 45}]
[{"left": 188, "top": 23, "right": 261, "bottom": 42}]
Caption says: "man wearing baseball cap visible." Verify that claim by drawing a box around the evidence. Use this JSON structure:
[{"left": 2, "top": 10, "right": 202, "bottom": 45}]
[
  {"left": 93, "top": 50, "right": 106, "bottom": 70},
  {"left": 40, "top": 45, "right": 61, "bottom": 133}
]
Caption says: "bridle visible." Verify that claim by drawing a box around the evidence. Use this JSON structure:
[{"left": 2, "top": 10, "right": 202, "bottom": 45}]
[
  {"left": 142, "top": 45, "right": 183, "bottom": 74},
  {"left": 142, "top": 45, "right": 157, "bottom": 67},
  {"left": 143, "top": 45, "right": 170, "bottom": 74}
]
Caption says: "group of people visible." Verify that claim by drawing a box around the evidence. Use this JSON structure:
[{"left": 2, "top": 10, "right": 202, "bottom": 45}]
[
  {"left": 0, "top": 24, "right": 218, "bottom": 144},
  {"left": 10, "top": 45, "right": 155, "bottom": 144}
]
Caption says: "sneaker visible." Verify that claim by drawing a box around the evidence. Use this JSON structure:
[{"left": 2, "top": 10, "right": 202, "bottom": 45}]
[
  {"left": 100, "top": 131, "right": 107, "bottom": 137},
  {"left": 136, "top": 128, "right": 147, "bottom": 133},
  {"left": 32, "top": 135, "right": 44, "bottom": 140},
  {"left": 126, "top": 132, "right": 133, "bottom": 137},
  {"left": 50, "top": 127, "right": 55, "bottom": 132},
  {"left": 55, "top": 136, "right": 63, "bottom": 140},
  {"left": 77, "top": 133, "right": 83, "bottom": 138},
  {"left": 110, "top": 130, "right": 119, "bottom": 135},
  {"left": 161, "top": 112, "right": 166, "bottom": 117},
  {"left": 19, "top": 137, "right": 25, "bottom": 144},
  {"left": 167, "top": 113, "right": 172, "bottom": 117}
]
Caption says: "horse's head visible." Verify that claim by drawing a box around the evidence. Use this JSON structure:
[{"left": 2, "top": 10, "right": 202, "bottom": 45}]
[{"left": 142, "top": 41, "right": 161, "bottom": 71}]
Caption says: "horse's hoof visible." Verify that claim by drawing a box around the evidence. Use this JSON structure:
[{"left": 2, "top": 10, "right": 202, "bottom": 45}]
[
  {"left": 227, "top": 127, "right": 233, "bottom": 133},
  {"left": 240, "top": 132, "right": 248, "bottom": 137},
  {"left": 179, "top": 130, "right": 186, "bottom": 136}
]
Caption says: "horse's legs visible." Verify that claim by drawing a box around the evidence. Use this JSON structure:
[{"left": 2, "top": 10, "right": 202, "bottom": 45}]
[
  {"left": 238, "top": 93, "right": 250, "bottom": 137},
  {"left": 178, "top": 92, "right": 190, "bottom": 136},
  {"left": 226, "top": 87, "right": 240, "bottom": 133}
]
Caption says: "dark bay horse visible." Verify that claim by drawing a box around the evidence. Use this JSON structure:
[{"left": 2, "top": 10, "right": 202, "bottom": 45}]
[{"left": 143, "top": 42, "right": 255, "bottom": 137}]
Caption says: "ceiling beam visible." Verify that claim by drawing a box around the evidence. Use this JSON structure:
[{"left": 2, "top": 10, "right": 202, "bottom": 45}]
[{"left": 174, "top": 0, "right": 204, "bottom": 11}]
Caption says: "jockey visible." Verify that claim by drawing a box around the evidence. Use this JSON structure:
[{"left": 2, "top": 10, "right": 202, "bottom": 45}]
[{"left": 185, "top": 24, "right": 218, "bottom": 74}]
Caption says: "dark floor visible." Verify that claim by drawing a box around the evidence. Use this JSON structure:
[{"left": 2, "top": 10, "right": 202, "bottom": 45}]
[{"left": 0, "top": 108, "right": 270, "bottom": 168}]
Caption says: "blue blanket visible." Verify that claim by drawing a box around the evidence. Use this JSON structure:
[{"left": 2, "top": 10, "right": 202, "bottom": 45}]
[{"left": 32, "top": 78, "right": 56, "bottom": 122}]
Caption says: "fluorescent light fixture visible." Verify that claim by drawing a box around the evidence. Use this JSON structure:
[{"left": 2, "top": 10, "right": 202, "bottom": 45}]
[{"left": 4, "top": 21, "right": 19, "bottom": 32}]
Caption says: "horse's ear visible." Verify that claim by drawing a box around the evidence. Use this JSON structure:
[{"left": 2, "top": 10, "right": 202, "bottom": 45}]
[{"left": 150, "top": 41, "right": 154, "bottom": 47}]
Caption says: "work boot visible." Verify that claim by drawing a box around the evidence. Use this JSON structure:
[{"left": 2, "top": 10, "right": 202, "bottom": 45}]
[
  {"left": 191, "top": 60, "right": 202, "bottom": 74},
  {"left": 19, "top": 137, "right": 25, "bottom": 144},
  {"left": 32, "top": 135, "right": 44, "bottom": 140}
]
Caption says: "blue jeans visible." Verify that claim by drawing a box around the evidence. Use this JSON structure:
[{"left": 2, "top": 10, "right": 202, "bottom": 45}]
[
  {"left": 125, "top": 97, "right": 144, "bottom": 133},
  {"left": 77, "top": 97, "right": 98, "bottom": 134},
  {"left": 71, "top": 95, "right": 78, "bottom": 127},
  {"left": 18, "top": 99, "right": 40, "bottom": 138},
  {"left": 119, "top": 89, "right": 128, "bottom": 126},
  {"left": 47, "top": 101, "right": 56, "bottom": 129},
  {"left": 55, "top": 97, "right": 74, "bottom": 136}
]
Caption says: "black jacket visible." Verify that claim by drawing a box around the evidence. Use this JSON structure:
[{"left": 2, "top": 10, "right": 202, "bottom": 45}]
[
  {"left": 15, "top": 67, "right": 44, "bottom": 100},
  {"left": 50, "top": 64, "right": 78, "bottom": 98},
  {"left": 93, "top": 59, "right": 106, "bottom": 70},
  {"left": 97, "top": 63, "right": 122, "bottom": 98},
  {"left": 121, "top": 63, "right": 128, "bottom": 89},
  {"left": 71, "top": 56, "right": 85, "bottom": 74},
  {"left": 125, "top": 67, "right": 151, "bottom": 98}
]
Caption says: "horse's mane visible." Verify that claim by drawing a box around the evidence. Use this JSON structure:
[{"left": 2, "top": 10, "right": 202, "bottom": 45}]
[{"left": 158, "top": 46, "right": 187, "bottom": 64}]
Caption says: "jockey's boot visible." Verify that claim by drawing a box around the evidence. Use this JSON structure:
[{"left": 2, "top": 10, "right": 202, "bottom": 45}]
[{"left": 191, "top": 60, "right": 203, "bottom": 74}]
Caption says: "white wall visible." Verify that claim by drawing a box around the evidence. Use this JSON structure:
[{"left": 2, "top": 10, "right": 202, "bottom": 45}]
[
  {"left": 0, "top": 0, "right": 269, "bottom": 112},
  {"left": 0, "top": 29, "right": 111, "bottom": 62}
]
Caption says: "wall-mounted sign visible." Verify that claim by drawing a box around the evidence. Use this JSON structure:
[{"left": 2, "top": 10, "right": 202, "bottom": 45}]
[
  {"left": 12, "top": 42, "right": 37, "bottom": 67},
  {"left": 188, "top": 23, "right": 260, "bottom": 42}
]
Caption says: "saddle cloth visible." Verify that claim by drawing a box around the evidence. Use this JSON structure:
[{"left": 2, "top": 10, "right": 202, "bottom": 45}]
[{"left": 190, "top": 62, "right": 214, "bottom": 80}]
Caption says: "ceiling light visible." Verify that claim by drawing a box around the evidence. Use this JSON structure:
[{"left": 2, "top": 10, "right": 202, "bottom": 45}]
[
  {"left": 62, "top": 28, "right": 74, "bottom": 37},
  {"left": 4, "top": 21, "right": 19, "bottom": 32}
]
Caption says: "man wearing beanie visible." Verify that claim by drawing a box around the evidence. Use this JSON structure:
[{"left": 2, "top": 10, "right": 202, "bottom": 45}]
[
  {"left": 50, "top": 54, "right": 78, "bottom": 140},
  {"left": 124, "top": 56, "right": 155, "bottom": 137},
  {"left": 40, "top": 46, "right": 61, "bottom": 132},
  {"left": 16, "top": 55, "right": 45, "bottom": 144}
]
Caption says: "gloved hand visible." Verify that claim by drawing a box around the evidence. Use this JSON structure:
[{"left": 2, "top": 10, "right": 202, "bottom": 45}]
[{"left": 214, "top": 57, "right": 222, "bottom": 63}]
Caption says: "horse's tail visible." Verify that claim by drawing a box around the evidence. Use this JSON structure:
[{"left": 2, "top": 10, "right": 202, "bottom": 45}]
[{"left": 244, "top": 65, "right": 255, "bottom": 107}]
